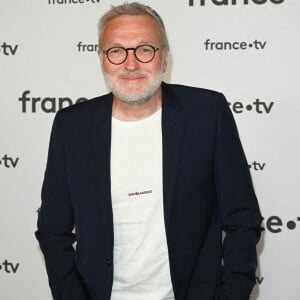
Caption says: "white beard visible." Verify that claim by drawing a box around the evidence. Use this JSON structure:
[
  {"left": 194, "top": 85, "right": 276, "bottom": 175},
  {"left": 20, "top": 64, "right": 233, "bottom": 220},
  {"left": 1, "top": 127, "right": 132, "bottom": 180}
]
[{"left": 102, "top": 68, "right": 164, "bottom": 104}]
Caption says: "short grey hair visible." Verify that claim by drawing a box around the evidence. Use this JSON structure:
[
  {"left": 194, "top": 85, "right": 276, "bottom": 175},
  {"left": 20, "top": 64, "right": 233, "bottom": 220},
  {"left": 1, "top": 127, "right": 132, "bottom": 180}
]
[{"left": 98, "top": 2, "right": 169, "bottom": 49}]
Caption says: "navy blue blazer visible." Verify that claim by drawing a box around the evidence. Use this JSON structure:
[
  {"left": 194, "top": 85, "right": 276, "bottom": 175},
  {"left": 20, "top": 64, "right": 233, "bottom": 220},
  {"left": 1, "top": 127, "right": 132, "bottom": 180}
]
[{"left": 36, "top": 82, "right": 262, "bottom": 300}]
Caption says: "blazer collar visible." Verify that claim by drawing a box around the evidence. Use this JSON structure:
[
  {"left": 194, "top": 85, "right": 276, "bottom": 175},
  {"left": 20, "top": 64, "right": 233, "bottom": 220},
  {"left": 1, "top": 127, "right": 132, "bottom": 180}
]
[
  {"left": 90, "top": 92, "right": 114, "bottom": 239},
  {"left": 90, "top": 83, "right": 185, "bottom": 236},
  {"left": 161, "top": 82, "right": 185, "bottom": 235}
]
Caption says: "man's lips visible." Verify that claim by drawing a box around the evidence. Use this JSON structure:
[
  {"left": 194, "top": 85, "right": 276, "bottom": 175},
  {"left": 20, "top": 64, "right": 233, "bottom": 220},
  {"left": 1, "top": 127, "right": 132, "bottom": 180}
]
[
  {"left": 120, "top": 76, "right": 145, "bottom": 81},
  {"left": 119, "top": 74, "right": 147, "bottom": 81}
]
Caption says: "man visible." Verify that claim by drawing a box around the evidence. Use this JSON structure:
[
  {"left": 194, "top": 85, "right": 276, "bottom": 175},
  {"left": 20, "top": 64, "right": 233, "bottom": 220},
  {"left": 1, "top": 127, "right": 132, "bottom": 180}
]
[{"left": 36, "top": 2, "right": 262, "bottom": 300}]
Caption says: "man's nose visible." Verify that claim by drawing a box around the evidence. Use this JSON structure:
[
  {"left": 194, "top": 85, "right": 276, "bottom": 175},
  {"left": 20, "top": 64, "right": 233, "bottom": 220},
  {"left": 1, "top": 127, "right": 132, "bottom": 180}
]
[{"left": 123, "top": 50, "right": 140, "bottom": 70}]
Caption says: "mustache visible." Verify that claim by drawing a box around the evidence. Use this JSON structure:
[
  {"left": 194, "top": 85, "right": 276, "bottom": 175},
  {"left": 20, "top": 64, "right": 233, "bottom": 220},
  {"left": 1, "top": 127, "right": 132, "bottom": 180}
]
[{"left": 117, "top": 71, "right": 149, "bottom": 78}]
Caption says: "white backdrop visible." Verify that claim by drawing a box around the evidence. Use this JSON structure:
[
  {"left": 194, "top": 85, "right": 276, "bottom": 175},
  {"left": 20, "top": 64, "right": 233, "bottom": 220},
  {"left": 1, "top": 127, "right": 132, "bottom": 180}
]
[{"left": 0, "top": 0, "right": 299, "bottom": 299}]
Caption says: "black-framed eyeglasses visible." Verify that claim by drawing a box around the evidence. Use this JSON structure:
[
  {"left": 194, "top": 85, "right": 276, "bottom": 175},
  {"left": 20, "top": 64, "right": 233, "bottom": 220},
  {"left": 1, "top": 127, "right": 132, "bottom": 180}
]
[{"left": 103, "top": 44, "right": 160, "bottom": 65}]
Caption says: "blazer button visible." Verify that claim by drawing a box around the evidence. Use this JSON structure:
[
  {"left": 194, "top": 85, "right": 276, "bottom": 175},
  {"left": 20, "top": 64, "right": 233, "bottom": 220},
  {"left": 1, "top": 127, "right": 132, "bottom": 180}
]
[{"left": 106, "top": 258, "right": 111, "bottom": 266}]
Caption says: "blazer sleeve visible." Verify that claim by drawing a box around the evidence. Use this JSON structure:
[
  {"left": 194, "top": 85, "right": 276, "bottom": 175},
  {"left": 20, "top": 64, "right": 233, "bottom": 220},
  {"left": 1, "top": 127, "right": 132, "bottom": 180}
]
[
  {"left": 35, "top": 112, "right": 88, "bottom": 300},
  {"left": 214, "top": 93, "right": 263, "bottom": 300}
]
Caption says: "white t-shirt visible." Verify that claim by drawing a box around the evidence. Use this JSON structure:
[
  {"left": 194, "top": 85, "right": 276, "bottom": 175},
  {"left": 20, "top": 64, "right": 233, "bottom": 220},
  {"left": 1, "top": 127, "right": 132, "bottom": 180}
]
[{"left": 110, "top": 108, "right": 174, "bottom": 300}]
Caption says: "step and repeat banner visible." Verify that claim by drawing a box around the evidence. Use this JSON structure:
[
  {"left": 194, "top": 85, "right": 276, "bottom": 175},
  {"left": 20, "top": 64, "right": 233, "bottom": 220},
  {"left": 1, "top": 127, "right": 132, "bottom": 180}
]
[{"left": 0, "top": 0, "right": 299, "bottom": 299}]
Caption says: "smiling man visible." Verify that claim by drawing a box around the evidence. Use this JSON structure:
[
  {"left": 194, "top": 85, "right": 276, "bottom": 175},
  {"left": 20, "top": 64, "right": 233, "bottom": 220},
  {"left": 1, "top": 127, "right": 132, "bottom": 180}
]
[
  {"left": 100, "top": 12, "right": 168, "bottom": 118},
  {"left": 36, "top": 2, "right": 262, "bottom": 300}
]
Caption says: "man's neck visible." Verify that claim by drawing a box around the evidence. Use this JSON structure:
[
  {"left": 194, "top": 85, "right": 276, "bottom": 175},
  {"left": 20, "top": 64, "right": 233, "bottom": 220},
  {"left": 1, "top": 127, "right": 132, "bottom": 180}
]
[{"left": 112, "top": 88, "right": 162, "bottom": 121}]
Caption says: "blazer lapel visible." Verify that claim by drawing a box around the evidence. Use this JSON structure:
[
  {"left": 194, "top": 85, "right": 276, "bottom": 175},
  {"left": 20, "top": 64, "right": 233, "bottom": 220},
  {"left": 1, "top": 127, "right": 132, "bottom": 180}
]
[
  {"left": 88, "top": 85, "right": 185, "bottom": 240},
  {"left": 161, "top": 83, "right": 185, "bottom": 235},
  {"left": 90, "top": 94, "right": 114, "bottom": 235}
]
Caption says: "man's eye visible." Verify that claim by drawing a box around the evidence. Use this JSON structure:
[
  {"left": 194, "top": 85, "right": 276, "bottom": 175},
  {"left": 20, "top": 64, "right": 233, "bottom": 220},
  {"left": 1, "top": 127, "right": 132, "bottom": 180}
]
[
  {"left": 140, "top": 47, "right": 151, "bottom": 53},
  {"left": 110, "top": 48, "right": 122, "bottom": 55}
]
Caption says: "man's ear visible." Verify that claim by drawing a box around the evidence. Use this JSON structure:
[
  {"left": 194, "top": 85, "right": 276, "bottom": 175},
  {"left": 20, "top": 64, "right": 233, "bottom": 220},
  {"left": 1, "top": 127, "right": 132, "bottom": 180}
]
[
  {"left": 98, "top": 48, "right": 102, "bottom": 60},
  {"left": 162, "top": 48, "right": 169, "bottom": 73},
  {"left": 98, "top": 49, "right": 104, "bottom": 68}
]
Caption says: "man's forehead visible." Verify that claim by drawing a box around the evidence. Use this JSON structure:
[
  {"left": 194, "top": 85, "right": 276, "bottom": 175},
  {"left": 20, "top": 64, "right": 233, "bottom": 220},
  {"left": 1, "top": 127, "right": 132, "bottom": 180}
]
[
  {"left": 102, "top": 14, "right": 161, "bottom": 46},
  {"left": 103, "top": 14, "right": 160, "bottom": 33}
]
